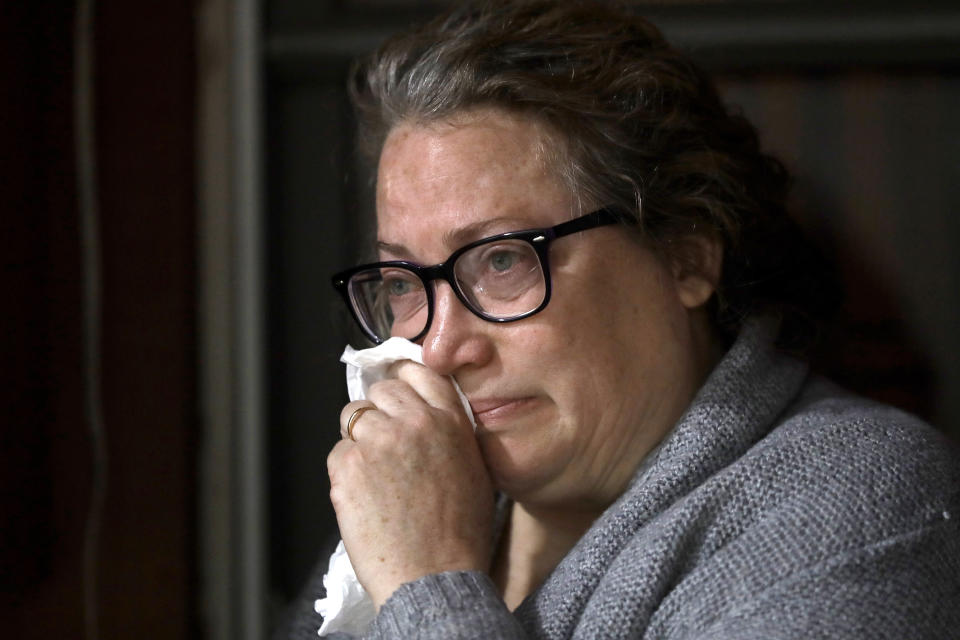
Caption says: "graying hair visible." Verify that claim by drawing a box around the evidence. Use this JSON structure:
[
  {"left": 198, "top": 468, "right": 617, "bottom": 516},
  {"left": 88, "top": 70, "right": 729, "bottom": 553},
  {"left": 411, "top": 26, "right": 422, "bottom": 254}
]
[{"left": 349, "top": 0, "right": 835, "bottom": 347}]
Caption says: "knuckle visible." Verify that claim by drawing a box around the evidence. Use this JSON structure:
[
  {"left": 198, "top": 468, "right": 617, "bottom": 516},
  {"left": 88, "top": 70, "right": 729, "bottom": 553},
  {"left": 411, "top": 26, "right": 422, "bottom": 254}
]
[
  {"left": 327, "top": 442, "right": 343, "bottom": 467},
  {"left": 368, "top": 377, "right": 405, "bottom": 396},
  {"left": 397, "top": 407, "right": 440, "bottom": 441},
  {"left": 408, "top": 404, "right": 435, "bottom": 426},
  {"left": 329, "top": 484, "right": 346, "bottom": 509},
  {"left": 328, "top": 447, "right": 365, "bottom": 494}
]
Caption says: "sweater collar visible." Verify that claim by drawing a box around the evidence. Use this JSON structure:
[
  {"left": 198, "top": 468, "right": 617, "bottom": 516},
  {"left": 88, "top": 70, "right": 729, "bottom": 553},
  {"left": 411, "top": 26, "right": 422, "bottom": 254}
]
[
  {"left": 516, "top": 316, "right": 809, "bottom": 632},
  {"left": 630, "top": 315, "right": 809, "bottom": 493}
]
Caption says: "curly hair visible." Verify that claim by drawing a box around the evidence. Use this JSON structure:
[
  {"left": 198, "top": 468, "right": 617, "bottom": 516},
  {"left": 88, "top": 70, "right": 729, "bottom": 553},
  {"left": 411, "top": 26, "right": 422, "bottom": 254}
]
[{"left": 349, "top": 0, "right": 835, "bottom": 347}]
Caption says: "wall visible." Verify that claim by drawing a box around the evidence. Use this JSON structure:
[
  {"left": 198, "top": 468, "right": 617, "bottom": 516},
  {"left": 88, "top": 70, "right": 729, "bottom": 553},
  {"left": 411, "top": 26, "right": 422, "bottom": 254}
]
[{"left": 1, "top": 1, "right": 199, "bottom": 638}]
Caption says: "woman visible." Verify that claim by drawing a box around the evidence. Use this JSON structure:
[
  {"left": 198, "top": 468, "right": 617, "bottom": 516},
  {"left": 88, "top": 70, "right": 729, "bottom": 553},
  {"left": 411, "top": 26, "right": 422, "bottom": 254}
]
[{"left": 281, "top": 1, "right": 960, "bottom": 637}]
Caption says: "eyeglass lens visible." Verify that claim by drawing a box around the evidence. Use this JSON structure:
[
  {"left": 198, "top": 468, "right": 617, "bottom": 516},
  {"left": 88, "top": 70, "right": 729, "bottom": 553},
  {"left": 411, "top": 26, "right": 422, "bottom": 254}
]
[{"left": 347, "top": 238, "right": 547, "bottom": 341}]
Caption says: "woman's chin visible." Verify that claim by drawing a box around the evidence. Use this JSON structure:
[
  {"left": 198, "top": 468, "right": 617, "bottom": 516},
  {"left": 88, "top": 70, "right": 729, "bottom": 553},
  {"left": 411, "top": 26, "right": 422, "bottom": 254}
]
[{"left": 478, "top": 433, "right": 562, "bottom": 501}]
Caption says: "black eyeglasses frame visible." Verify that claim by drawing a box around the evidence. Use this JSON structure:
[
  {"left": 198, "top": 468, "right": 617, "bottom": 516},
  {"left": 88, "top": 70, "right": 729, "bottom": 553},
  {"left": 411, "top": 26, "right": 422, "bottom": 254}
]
[{"left": 331, "top": 207, "right": 624, "bottom": 344}]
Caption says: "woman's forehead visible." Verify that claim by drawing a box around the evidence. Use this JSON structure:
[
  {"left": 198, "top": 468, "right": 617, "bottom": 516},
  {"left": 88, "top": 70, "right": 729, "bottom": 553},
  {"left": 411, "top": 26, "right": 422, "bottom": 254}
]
[
  {"left": 378, "top": 112, "right": 553, "bottom": 189},
  {"left": 374, "top": 112, "right": 575, "bottom": 255}
]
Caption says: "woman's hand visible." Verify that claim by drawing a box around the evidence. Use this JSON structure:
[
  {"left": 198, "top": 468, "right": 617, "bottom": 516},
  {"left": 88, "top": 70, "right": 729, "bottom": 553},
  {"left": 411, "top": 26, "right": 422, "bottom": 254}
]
[{"left": 327, "top": 360, "right": 494, "bottom": 609}]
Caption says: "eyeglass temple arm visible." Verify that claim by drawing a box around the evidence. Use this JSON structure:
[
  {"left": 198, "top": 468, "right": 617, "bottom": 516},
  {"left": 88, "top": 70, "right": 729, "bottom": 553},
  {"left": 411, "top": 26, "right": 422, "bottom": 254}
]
[{"left": 550, "top": 206, "right": 629, "bottom": 239}]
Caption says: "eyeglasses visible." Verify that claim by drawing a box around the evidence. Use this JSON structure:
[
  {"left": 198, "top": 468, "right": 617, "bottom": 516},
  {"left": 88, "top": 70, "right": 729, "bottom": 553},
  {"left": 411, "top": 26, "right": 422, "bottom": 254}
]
[{"left": 331, "top": 207, "right": 623, "bottom": 344}]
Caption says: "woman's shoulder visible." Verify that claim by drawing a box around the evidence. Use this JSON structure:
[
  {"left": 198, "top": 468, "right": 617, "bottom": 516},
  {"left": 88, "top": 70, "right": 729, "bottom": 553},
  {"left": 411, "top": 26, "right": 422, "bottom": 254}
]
[
  {"left": 728, "top": 374, "right": 960, "bottom": 550},
  {"left": 605, "top": 377, "right": 960, "bottom": 638},
  {"left": 767, "top": 375, "right": 959, "bottom": 491}
]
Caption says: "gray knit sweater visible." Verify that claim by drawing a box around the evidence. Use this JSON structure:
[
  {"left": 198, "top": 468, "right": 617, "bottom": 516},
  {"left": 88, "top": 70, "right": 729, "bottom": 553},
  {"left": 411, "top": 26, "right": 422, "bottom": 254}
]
[{"left": 280, "top": 318, "right": 960, "bottom": 639}]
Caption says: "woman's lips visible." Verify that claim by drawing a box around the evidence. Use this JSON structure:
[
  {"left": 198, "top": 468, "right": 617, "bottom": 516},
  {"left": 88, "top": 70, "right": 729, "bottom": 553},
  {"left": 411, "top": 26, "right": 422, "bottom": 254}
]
[{"left": 468, "top": 397, "right": 539, "bottom": 428}]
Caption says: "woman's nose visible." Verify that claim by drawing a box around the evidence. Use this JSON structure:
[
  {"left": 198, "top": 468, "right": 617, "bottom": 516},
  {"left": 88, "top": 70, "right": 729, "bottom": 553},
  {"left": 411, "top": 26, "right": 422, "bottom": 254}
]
[{"left": 420, "top": 283, "right": 494, "bottom": 377}]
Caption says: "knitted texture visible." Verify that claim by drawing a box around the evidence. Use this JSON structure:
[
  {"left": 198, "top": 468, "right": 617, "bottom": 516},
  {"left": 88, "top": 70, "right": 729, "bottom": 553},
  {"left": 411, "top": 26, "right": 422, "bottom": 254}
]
[{"left": 278, "top": 317, "right": 960, "bottom": 639}]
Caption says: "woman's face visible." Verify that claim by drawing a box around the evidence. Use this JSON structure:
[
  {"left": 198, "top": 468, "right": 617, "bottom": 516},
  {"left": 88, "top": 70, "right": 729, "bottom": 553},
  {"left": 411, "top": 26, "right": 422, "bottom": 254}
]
[{"left": 376, "top": 109, "right": 718, "bottom": 510}]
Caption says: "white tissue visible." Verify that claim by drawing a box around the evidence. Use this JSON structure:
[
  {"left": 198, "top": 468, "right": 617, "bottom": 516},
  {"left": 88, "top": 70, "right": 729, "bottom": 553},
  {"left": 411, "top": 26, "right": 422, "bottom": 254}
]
[
  {"left": 341, "top": 337, "right": 475, "bottom": 431},
  {"left": 314, "top": 540, "right": 375, "bottom": 636},
  {"left": 315, "top": 338, "right": 475, "bottom": 636}
]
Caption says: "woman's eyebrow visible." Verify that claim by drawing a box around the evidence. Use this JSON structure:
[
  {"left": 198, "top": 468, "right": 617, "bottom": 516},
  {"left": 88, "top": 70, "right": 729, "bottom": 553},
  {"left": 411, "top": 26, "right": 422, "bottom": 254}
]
[
  {"left": 375, "top": 216, "right": 538, "bottom": 262},
  {"left": 443, "top": 216, "right": 536, "bottom": 248},
  {"left": 374, "top": 240, "right": 417, "bottom": 261}
]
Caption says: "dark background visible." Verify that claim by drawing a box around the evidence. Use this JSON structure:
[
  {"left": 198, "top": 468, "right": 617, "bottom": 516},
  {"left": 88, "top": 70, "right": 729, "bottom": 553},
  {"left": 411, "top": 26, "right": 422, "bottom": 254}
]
[
  {"left": 2, "top": 0, "right": 197, "bottom": 638},
  {"left": 3, "top": 1, "right": 958, "bottom": 638}
]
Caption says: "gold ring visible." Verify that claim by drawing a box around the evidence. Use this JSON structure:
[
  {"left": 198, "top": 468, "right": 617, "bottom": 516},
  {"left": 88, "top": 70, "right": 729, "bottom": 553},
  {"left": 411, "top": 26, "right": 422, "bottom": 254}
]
[{"left": 346, "top": 406, "right": 374, "bottom": 442}]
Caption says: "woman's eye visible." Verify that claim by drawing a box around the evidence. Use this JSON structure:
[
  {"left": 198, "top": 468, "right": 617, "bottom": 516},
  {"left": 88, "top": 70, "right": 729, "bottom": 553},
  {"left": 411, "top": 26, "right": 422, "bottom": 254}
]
[
  {"left": 388, "top": 280, "right": 409, "bottom": 295},
  {"left": 383, "top": 273, "right": 419, "bottom": 296},
  {"left": 488, "top": 250, "right": 519, "bottom": 272}
]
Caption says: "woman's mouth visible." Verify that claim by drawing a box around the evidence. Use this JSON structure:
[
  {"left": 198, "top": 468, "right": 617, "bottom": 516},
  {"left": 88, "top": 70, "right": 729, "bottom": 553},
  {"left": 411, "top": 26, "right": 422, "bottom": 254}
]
[{"left": 468, "top": 397, "right": 540, "bottom": 428}]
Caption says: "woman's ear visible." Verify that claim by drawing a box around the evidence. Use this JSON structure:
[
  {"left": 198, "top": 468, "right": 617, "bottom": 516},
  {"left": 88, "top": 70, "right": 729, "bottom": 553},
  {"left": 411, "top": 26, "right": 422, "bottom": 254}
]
[{"left": 671, "top": 234, "right": 723, "bottom": 309}]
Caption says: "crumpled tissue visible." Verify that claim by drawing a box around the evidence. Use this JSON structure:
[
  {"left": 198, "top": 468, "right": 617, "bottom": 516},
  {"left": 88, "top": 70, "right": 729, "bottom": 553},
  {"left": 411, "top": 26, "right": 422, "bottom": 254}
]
[{"left": 315, "top": 337, "right": 475, "bottom": 636}]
